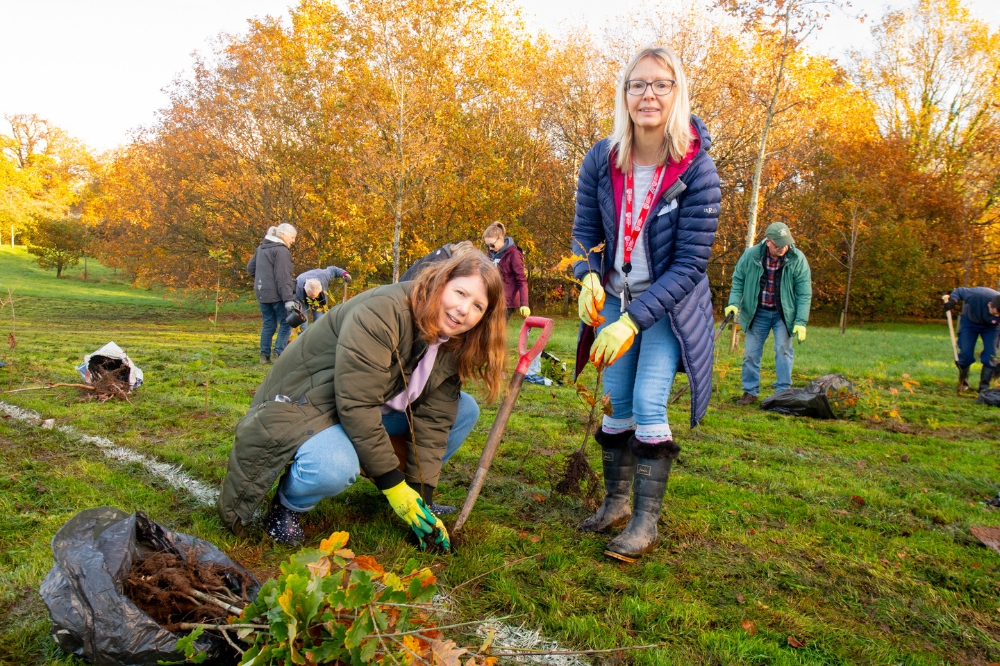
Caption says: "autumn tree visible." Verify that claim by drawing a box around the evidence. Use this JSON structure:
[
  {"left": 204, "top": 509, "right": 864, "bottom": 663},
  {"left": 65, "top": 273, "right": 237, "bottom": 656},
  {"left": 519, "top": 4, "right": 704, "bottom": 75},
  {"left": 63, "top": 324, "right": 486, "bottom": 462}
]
[{"left": 28, "top": 216, "right": 85, "bottom": 276}]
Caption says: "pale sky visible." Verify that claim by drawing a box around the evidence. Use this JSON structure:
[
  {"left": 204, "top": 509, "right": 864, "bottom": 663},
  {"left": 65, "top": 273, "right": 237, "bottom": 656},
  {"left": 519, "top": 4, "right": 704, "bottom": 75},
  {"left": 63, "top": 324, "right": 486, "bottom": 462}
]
[{"left": 2, "top": 0, "right": 999, "bottom": 152}]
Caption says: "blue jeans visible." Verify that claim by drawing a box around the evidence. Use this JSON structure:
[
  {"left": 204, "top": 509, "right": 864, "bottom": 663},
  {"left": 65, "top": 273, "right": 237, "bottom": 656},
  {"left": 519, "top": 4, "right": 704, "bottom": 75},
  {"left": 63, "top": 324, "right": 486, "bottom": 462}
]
[
  {"left": 958, "top": 319, "right": 1000, "bottom": 368},
  {"left": 259, "top": 301, "right": 292, "bottom": 357},
  {"left": 742, "top": 308, "right": 793, "bottom": 395},
  {"left": 596, "top": 295, "right": 681, "bottom": 442},
  {"left": 278, "top": 392, "right": 480, "bottom": 511}
]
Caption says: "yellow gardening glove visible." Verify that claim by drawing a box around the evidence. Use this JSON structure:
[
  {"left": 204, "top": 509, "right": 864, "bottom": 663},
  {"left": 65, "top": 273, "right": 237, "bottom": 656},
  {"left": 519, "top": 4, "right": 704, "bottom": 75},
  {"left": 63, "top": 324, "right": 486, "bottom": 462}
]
[
  {"left": 578, "top": 273, "right": 606, "bottom": 326},
  {"left": 518, "top": 306, "right": 531, "bottom": 318},
  {"left": 724, "top": 305, "right": 738, "bottom": 319},
  {"left": 793, "top": 325, "right": 806, "bottom": 342},
  {"left": 590, "top": 313, "right": 638, "bottom": 369},
  {"left": 382, "top": 481, "right": 450, "bottom": 551}
]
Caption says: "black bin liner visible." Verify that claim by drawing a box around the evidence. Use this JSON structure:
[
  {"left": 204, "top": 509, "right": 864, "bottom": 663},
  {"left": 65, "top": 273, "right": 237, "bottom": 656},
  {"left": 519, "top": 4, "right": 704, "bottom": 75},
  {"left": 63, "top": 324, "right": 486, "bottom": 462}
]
[
  {"left": 760, "top": 373, "right": 855, "bottom": 419},
  {"left": 39, "top": 507, "right": 259, "bottom": 666},
  {"left": 977, "top": 388, "right": 1000, "bottom": 406}
]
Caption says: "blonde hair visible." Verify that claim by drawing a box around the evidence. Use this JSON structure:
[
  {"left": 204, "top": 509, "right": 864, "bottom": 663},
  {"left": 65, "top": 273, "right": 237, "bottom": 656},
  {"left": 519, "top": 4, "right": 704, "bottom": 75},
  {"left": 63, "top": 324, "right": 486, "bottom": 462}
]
[
  {"left": 482, "top": 222, "right": 506, "bottom": 243},
  {"left": 611, "top": 46, "right": 695, "bottom": 172}
]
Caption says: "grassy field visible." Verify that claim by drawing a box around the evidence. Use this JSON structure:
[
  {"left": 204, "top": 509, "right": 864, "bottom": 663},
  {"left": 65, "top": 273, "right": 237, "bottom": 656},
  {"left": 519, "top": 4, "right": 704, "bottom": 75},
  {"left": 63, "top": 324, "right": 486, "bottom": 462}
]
[{"left": 2, "top": 246, "right": 1000, "bottom": 665}]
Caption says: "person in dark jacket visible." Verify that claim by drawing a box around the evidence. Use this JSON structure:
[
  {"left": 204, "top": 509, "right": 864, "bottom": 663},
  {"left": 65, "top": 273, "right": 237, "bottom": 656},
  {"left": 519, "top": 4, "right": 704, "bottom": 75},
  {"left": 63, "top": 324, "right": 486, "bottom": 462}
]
[
  {"left": 943, "top": 287, "right": 1000, "bottom": 393},
  {"left": 218, "top": 251, "right": 508, "bottom": 550},
  {"left": 483, "top": 222, "right": 530, "bottom": 319},
  {"left": 399, "top": 241, "right": 475, "bottom": 282},
  {"left": 292, "top": 265, "right": 352, "bottom": 330},
  {"left": 247, "top": 223, "right": 297, "bottom": 363},
  {"left": 725, "top": 222, "right": 812, "bottom": 405},
  {"left": 571, "top": 46, "right": 720, "bottom": 562}
]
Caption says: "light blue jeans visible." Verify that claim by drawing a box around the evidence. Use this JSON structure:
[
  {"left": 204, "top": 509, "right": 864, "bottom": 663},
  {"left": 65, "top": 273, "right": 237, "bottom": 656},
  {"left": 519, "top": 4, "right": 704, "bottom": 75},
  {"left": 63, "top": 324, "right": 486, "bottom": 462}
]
[
  {"left": 742, "top": 308, "right": 793, "bottom": 396},
  {"left": 278, "top": 392, "right": 480, "bottom": 511},
  {"left": 596, "top": 295, "right": 681, "bottom": 443}
]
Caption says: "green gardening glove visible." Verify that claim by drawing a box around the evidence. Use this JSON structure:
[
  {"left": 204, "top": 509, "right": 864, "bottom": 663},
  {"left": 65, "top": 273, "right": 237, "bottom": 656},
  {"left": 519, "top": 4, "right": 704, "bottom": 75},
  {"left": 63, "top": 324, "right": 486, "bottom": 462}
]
[
  {"left": 382, "top": 481, "right": 450, "bottom": 551},
  {"left": 793, "top": 325, "right": 806, "bottom": 342}
]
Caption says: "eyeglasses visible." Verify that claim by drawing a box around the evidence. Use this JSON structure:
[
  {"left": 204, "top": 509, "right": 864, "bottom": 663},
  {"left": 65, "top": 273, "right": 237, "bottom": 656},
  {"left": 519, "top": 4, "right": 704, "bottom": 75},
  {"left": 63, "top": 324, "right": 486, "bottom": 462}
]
[{"left": 625, "top": 79, "right": 676, "bottom": 96}]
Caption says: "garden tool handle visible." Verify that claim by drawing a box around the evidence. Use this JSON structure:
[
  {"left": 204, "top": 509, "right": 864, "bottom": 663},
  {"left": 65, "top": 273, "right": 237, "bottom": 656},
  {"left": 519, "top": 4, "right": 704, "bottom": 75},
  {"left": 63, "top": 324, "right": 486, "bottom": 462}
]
[
  {"left": 515, "top": 317, "right": 554, "bottom": 375},
  {"left": 946, "top": 310, "right": 959, "bottom": 364}
]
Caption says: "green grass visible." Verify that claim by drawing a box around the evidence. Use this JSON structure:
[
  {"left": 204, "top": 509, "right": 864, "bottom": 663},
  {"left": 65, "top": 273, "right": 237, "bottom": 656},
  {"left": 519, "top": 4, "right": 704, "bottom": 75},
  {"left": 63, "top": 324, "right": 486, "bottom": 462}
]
[{"left": 2, "top": 249, "right": 1000, "bottom": 665}]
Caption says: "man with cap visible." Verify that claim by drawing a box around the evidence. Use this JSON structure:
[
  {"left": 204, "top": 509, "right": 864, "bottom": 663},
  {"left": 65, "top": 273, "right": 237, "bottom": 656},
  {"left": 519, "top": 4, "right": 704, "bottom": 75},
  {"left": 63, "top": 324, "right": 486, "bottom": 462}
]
[
  {"left": 725, "top": 222, "right": 812, "bottom": 405},
  {"left": 942, "top": 287, "right": 1000, "bottom": 393}
]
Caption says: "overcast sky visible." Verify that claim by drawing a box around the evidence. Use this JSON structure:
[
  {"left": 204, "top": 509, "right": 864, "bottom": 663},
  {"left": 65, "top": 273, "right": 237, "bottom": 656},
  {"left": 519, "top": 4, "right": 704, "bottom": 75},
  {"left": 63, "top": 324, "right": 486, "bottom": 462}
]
[{"left": 2, "top": 0, "right": 999, "bottom": 152}]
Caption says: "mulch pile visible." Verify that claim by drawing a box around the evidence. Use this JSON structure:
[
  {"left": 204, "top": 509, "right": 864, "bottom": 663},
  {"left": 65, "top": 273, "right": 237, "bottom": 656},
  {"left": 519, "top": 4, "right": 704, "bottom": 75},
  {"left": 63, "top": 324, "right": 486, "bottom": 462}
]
[{"left": 124, "top": 550, "right": 255, "bottom": 632}]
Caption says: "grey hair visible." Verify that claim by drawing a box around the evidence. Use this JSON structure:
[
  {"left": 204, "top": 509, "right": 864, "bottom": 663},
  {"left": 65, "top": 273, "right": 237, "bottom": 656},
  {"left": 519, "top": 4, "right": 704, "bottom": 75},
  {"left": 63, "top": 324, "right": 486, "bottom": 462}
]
[
  {"left": 304, "top": 278, "right": 322, "bottom": 298},
  {"left": 275, "top": 223, "right": 297, "bottom": 242}
]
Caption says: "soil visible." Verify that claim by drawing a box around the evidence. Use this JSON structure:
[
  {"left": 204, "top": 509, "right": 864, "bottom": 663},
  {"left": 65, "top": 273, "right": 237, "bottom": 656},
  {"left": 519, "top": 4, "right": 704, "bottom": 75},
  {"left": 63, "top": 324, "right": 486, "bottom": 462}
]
[{"left": 124, "top": 550, "right": 255, "bottom": 632}]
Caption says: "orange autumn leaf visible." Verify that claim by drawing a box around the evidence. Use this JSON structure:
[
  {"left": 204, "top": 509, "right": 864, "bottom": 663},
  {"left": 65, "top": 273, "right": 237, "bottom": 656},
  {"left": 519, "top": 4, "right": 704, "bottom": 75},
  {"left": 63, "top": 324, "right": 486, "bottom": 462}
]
[
  {"left": 353, "top": 555, "right": 385, "bottom": 575},
  {"left": 319, "top": 531, "right": 350, "bottom": 554}
]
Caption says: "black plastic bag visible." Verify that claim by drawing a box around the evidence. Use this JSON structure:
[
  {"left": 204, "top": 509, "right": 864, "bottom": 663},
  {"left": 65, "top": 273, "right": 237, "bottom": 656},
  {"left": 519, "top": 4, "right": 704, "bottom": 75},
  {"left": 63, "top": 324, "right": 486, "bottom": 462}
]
[
  {"left": 760, "top": 373, "right": 855, "bottom": 419},
  {"left": 39, "top": 507, "right": 259, "bottom": 666},
  {"left": 977, "top": 388, "right": 1000, "bottom": 406}
]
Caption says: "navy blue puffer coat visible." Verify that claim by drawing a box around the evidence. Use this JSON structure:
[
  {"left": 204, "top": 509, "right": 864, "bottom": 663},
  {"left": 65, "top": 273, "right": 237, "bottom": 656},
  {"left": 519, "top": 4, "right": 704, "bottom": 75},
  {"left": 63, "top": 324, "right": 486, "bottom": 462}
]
[{"left": 572, "top": 115, "right": 721, "bottom": 427}]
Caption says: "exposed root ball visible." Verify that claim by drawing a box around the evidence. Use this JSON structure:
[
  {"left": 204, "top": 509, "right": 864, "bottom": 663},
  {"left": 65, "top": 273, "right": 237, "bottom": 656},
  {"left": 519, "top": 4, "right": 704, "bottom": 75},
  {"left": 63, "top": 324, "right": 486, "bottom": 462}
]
[
  {"left": 554, "top": 449, "right": 601, "bottom": 507},
  {"left": 124, "top": 550, "right": 254, "bottom": 631}
]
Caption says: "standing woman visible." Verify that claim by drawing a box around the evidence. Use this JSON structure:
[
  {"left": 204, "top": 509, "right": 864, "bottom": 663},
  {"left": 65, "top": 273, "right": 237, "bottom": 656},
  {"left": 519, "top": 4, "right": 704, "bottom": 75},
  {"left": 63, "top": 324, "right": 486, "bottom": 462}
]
[
  {"left": 218, "top": 251, "right": 507, "bottom": 550},
  {"left": 483, "top": 222, "right": 530, "bottom": 319},
  {"left": 571, "top": 47, "right": 720, "bottom": 562},
  {"left": 247, "top": 223, "right": 298, "bottom": 363}
]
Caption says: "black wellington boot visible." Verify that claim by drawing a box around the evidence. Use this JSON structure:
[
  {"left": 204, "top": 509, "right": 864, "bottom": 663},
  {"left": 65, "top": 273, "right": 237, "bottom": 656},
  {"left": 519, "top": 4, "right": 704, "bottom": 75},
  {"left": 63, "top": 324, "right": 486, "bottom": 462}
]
[
  {"left": 578, "top": 429, "right": 636, "bottom": 532},
  {"left": 604, "top": 437, "right": 679, "bottom": 563},
  {"left": 979, "top": 364, "right": 996, "bottom": 393},
  {"left": 265, "top": 495, "right": 305, "bottom": 545},
  {"left": 959, "top": 365, "right": 971, "bottom": 392}
]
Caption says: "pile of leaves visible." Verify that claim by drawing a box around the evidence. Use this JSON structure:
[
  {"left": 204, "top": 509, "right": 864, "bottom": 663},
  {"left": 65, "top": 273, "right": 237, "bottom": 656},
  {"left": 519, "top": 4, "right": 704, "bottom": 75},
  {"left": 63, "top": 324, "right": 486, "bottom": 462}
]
[{"left": 176, "top": 531, "right": 496, "bottom": 665}]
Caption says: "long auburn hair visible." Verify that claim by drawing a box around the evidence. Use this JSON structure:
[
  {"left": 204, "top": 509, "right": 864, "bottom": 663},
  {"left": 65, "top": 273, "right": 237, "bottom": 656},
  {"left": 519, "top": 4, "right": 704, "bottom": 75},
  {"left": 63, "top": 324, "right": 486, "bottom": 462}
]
[
  {"left": 610, "top": 46, "right": 695, "bottom": 172},
  {"left": 409, "top": 251, "right": 507, "bottom": 402}
]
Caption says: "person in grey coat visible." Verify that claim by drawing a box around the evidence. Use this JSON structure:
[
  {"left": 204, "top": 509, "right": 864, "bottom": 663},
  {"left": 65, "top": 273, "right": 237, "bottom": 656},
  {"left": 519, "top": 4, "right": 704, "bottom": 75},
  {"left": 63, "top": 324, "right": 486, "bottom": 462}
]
[
  {"left": 293, "top": 265, "right": 352, "bottom": 330},
  {"left": 247, "top": 223, "right": 297, "bottom": 363}
]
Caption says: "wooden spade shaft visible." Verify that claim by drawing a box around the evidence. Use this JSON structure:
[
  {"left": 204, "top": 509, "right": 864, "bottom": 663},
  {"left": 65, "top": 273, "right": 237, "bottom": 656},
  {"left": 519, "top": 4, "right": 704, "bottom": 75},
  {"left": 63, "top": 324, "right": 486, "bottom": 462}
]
[
  {"left": 451, "top": 371, "right": 526, "bottom": 533},
  {"left": 452, "top": 316, "right": 553, "bottom": 534},
  {"left": 946, "top": 310, "right": 959, "bottom": 364}
]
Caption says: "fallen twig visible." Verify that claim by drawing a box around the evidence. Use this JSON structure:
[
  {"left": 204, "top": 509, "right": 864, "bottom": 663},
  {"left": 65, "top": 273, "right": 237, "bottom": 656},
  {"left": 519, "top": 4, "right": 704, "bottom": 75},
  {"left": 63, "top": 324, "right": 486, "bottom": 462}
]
[
  {"left": 177, "top": 623, "right": 269, "bottom": 631},
  {"left": 6, "top": 383, "right": 96, "bottom": 393},
  {"left": 447, "top": 554, "right": 543, "bottom": 596},
  {"left": 489, "top": 641, "right": 668, "bottom": 656}
]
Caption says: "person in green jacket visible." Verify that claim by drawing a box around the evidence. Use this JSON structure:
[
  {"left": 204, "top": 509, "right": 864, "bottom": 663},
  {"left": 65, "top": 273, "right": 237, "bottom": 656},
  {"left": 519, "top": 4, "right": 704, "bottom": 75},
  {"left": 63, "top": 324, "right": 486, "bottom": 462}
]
[
  {"left": 217, "top": 251, "right": 509, "bottom": 550},
  {"left": 725, "top": 222, "right": 812, "bottom": 405}
]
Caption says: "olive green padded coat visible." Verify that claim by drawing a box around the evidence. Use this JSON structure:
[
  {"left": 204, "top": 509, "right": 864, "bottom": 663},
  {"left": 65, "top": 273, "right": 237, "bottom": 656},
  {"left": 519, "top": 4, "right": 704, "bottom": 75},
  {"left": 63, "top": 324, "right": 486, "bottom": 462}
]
[{"left": 217, "top": 282, "right": 461, "bottom": 535}]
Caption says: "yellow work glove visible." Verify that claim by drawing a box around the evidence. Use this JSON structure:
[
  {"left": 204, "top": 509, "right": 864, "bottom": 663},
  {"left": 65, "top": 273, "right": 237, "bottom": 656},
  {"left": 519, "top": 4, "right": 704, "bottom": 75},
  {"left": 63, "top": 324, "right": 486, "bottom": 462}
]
[
  {"left": 724, "top": 305, "right": 739, "bottom": 319},
  {"left": 518, "top": 306, "right": 531, "bottom": 318},
  {"left": 793, "top": 325, "right": 806, "bottom": 342},
  {"left": 578, "top": 273, "right": 606, "bottom": 326},
  {"left": 382, "top": 481, "right": 450, "bottom": 551},
  {"left": 590, "top": 313, "right": 638, "bottom": 369}
]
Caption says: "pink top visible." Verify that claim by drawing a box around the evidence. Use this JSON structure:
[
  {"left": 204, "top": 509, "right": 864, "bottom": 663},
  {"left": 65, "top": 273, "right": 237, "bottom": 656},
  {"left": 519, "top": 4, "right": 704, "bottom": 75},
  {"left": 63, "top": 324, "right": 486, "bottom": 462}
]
[{"left": 381, "top": 338, "right": 448, "bottom": 414}]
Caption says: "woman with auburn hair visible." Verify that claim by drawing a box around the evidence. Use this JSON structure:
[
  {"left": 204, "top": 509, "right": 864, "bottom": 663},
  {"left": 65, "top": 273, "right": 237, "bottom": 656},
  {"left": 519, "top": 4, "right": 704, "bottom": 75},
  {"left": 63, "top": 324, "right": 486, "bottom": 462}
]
[
  {"left": 218, "top": 251, "right": 508, "bottom": 551},
  {"left": 571, "top": 46, "right": 721, "bottom": 562}
]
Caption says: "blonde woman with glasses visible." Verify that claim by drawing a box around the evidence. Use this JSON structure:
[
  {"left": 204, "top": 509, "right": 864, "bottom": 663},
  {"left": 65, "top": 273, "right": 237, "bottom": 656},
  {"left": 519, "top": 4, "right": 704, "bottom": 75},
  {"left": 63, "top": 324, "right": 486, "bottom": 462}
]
[{"left": 571, "top": 46, "right": 721, "bottom": 562}]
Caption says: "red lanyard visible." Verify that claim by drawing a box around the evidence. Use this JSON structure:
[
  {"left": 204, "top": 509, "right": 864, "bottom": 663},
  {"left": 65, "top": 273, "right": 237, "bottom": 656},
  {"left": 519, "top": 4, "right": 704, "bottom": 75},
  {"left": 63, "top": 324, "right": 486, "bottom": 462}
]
[{"left": 622, "top": 164, "right": 664, "bottom": 273}]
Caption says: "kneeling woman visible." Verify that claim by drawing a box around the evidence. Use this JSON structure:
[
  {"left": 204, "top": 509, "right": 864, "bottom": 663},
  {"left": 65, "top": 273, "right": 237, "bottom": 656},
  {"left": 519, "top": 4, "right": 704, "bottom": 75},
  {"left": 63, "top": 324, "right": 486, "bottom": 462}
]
[{"left": 218, "top": 252, "right": 507, "bottom": 550}]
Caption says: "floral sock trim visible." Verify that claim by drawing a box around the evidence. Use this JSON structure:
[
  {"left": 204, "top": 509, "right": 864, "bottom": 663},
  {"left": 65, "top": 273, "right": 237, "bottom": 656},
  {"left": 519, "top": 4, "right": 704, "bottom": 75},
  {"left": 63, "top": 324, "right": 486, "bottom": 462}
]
[
  {"left": 602, "top": 415, "right": 636, "bottom": 434},
  {"left": 635, "top": 423, "right": 672, "bottom": 443}
]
